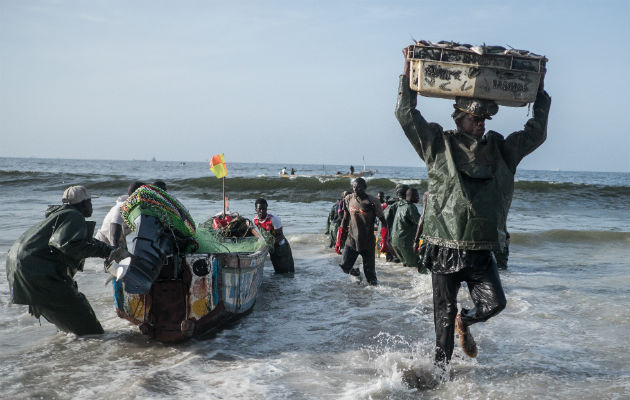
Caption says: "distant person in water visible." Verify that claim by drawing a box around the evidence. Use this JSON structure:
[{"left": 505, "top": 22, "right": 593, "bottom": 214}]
[
  {"left": 6, "top": 185, "right": 130, "bottom": 335},
  {"left": 96, "top": 180, "right": 145, "bottom": 249},
  {"left": 350, "top": 165, "right": 355, "bottom": 174},
  {"left": 335, "top": 178, "right": 388, "bottom": 286},
  {"left": 281, "top": 167, "right": 287, "bottom": 176},
  {"left": 290, "top": 168, "right": 296, "bottom": 175},
  {"left": 254, "top": 198, "right": 295, "bottom": 273}
]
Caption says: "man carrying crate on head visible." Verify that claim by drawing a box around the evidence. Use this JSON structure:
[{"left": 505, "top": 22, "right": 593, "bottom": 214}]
[{"left": 395, "top": 46, "right": 551, "bottom": 370}]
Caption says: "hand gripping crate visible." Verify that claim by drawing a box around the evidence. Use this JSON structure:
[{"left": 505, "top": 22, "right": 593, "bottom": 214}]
[{"left": 407, "top": 41, "right": 547, "bottom": 107}]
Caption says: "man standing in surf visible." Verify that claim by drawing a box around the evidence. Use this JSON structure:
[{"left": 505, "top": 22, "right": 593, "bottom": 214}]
[
  {"left": 335, "top": 178, "right": 389, "bottom": 286},
  {"left": 395, "top": 48, "right": 551, "bottom": 369},
  {"left": 254, "top": 198, "right": 295, "bottom": 274}
]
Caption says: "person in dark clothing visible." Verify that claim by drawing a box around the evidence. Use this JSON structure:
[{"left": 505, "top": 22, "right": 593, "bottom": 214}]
[
  {"left": 326, "top": 202, "right": 337, "bottom": 247},
  {"left": 337, "top": 191, "right": 348, "bottom": 222},
  {"left": 383, "top": 184, "right": 409, "bottom": 262},
  {"left": 326, "top": 191, "right": 348, "bottom": 248},
  {"left": 377, "top": 191, "right": 387, "bottom": 209},
  {"left": 6, "top": 185, "right": 130, "bottom": 335},
  {"left": 375, "top": 191, "right": 389, "bottom": 252},
  {"left": 391, "top": 188, "right": 427, "bottom": 273},
  {"left": 335, "top": 178, "right": 388, "bottom": 286},
  {"left": 396, "top": 48, "right": 550, "bottom": 368},
  {"left": 254, "top": 198, "right": 295, "bottom": 273}
]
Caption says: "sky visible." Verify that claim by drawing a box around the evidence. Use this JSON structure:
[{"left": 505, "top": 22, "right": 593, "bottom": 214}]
[{"left": 1, "top": 0, "right": 629, "bottom": 172}]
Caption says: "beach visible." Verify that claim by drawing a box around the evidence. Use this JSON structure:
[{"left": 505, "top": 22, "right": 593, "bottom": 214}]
[{"left": 0, "top": 157, "right": 628, "bottom": 399}]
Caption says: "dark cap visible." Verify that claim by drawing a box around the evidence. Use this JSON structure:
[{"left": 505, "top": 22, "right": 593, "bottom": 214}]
[{"left": 453, "top": 97, "right": 499, "bottom": 120}]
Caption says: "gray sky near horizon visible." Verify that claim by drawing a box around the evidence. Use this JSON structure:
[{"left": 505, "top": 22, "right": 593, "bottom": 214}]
[{"left": 1, "top": 0, "right": 628, "bottom": 172}]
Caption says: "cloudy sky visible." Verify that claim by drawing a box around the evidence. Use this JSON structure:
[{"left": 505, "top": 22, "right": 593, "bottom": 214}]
[{"left": 1, "top": 0, "right": 628, "bottom": 172}]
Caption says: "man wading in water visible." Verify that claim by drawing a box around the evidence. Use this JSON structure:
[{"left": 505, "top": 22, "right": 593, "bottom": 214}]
[
  {"left": 335, "top": 178, "right": 388, "bottom": 286},
  {"left": 395, "top": 47, "right": 551, "bottom": 370},
  {"left": 254, "top": 198, "right": 295, "bottom": 274}
]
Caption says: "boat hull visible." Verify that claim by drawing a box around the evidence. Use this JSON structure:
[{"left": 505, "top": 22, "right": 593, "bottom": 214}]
[{"left": 114, "top": 247, "right": 267, "bottom": 342}]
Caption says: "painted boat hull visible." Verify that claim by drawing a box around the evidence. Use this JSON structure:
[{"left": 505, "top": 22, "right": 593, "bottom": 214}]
[{"left": 113, "top": 247, "right": 267, "bottom": 342}]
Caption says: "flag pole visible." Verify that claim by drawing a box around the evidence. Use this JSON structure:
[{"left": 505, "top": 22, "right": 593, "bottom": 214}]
[{"left": 222, "top": 176, "right": 226, "bottom": 216}]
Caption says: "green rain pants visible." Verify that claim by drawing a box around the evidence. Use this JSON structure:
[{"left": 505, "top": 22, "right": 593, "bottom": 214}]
[{"left": 29, "top": 283, "right": 104, "bottom": 335}]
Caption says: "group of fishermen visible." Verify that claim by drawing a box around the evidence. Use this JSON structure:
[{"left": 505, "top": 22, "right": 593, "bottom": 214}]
[
  {"left": 325, "top": 182, "right": 428, "bottom": 276},
  {"left": 4, "top": 49, "right": 550, "bottom": 375}
]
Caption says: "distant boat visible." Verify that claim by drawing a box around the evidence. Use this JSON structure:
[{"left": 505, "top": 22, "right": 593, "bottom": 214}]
[
  {"left": 318, "top": 157, "right": 376, "bottom": 178},
  {"left": 151, "top": 156, "right": 156, "bottom": 162},
  {"left": 321, "top": 170, "right": 375, "bottom": 178}
]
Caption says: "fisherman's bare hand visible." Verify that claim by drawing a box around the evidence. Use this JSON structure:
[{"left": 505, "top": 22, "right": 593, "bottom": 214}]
[{"left": 402, "top": 47, "right": 410, "bottom": 76}]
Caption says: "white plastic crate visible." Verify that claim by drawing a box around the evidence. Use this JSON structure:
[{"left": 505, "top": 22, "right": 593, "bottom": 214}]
[{"left": 408, "top": 42, "right": 547, "bottom": 107}]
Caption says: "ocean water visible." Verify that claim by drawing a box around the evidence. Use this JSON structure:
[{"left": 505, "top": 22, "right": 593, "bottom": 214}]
[{"left": 0, "top": 157, "right": 628, "bottom": 399}]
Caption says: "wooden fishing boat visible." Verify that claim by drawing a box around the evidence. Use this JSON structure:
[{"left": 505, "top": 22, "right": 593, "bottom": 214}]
[
  {"left": 111, "top": 185, "right": 269, "bottom": 342},
  {"left": 113, "top": 244, "right": 267, "bottom": 342}
]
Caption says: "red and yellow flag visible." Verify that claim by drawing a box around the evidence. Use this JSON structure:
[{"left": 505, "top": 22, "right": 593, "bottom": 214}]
[{"left": 209, "top": 153, "right": 228, "bottom": 179}]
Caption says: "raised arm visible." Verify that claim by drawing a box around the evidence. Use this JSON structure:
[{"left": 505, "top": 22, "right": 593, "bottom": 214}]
[
  {"left": 394, "top": 48, "right": 444, "bottom": 164},
  {"left": 502, "top": 73, "right": 552, "bottom": 171}
]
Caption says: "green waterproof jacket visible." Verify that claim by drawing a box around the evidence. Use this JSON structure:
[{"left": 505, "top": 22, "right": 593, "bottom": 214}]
[
  {"left": 6, "top": 204, "right": 113, "bottom": 306},
  {"left": 395, "top": 75, "right": 551, "bottom": 251},
  {"left": 384, "top": 199, "right": 405, "bottom": 231},
  {"left": 391, "top": 200, "right": 420, "bottom": 248}
]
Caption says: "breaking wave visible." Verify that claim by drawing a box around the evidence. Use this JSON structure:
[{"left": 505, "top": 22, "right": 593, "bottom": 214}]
[{"left": 1, "top": 170, "right": 627, "bottom": 204}]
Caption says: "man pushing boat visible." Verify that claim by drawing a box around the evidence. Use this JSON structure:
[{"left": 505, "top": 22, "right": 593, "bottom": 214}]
[
  {"left": 254, "top": 198, "right": 295, "bottom": 273},
  {"left": 6, "top": 186, "right": 131, "bottom": 335}
]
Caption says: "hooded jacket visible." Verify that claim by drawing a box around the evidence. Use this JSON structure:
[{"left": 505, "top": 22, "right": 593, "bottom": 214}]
[
  {"left": 395, "top": 75, "right": 551, "bottom": 251},
  {"left": 391, "top": 199, "right": 421, "bottom": 267},
  {"left": 392, "top": 199, "right": 420, "bottom": 247},
  {"left": 383, "top": 198, "right": 406, "bottom": 232},
  {"left": 6, "top": 204, "right": 113, "bottom": 306}
]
